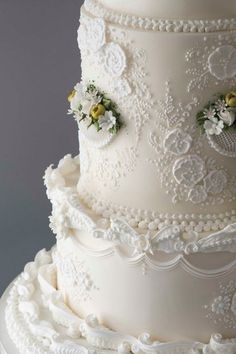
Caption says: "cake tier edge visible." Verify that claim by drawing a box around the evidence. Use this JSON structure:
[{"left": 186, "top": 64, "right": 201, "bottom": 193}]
[{"left": 1, "top": 248, "right": 236, "bottom": 354}]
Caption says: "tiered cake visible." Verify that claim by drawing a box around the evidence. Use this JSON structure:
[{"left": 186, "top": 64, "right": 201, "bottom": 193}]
[{"left": 1, "top": 0, "right": 236, "bottom": 353}]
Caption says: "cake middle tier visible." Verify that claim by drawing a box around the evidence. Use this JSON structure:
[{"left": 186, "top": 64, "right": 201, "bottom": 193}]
[
  {"left": 44, "top": 154, "right": 236, "bottom": 347},
  {"left": 76, "top": 3, "right": 236, "bottom": 230}
]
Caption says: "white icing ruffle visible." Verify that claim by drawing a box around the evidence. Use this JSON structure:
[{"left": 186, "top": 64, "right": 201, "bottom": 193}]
[
  {"left": 44, "top": 155, "right": 236, "bottom": 256},
  {"left": 4, "top": 248, "right": 236, "bottom": 354}
]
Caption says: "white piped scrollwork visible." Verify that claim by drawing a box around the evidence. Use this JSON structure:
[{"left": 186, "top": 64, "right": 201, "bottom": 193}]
[
  {"left": 94, "top": 218, "right": 236, "bottom": 256},
  {"left": 45, "top": 156, "right": 236, "bottom": 258},
  {"left": 5, "top": 249, "right": 236, "bottom": 354},
  {"left": 45, "top": 155, "right": 236, "bottom": 256}
]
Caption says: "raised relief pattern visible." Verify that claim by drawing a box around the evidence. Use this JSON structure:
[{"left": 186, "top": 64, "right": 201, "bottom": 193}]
[
  {"left": 78, "top": 12, "right": 154, "bottom": 190},
  {"left": 205, "top": 280, "right": 236, "bottom": 330},
  {"left": 148, "top": 82, "right": 235, "bottom": 207},
  {"left": 45, "top": 155, "right": 236, "bottom": 239},
  {"left": 5, "top": 249, "right": 236, "bottom": 354}
]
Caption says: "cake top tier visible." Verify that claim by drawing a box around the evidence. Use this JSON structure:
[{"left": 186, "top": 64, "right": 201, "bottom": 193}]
[{"left": 99, "top": 0, "right": 236, "bottom": 20}]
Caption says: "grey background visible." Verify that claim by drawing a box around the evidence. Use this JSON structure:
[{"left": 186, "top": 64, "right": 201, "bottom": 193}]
[{"left": 0, "top": 0, "right": 83, "bottom": 295}]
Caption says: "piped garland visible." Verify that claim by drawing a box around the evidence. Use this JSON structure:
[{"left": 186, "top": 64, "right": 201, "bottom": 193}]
[
  {"left": 68, "top": 82, "right": 122, "bottom": 135},
  {"left": 197, "top": 91, "right": 236, "bottom": 136}
]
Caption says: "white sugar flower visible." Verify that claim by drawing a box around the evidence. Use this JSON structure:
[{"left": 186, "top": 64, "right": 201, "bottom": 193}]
[
  {"left": 74, "top": 82, "right": 85, "bottom": 98},
  {"left": 68, "top": 82, "right": 85, "bottom": 113},
  {"left": 69, "top": 82, "right": 102, "bottom": 117},
  {"left": 69, "top": 94, "right": 82, "bottom": 113},
  {"left": 81, "top": 99, "right": 94, "bottom": 116},
  {"left": 99, "top": 111, "right": 117, "bottom": 131},
  {"left": 203, "top": 107, "right": 216, "bottom": 121},
  {"left": 214, "top": 99, "right": 227, "bottom": 112},
  {"left": 83, "top": 87, "right": 102, "bottom": 115},
  {"left": 219, "top": 109, "right": 236, "bottom": 126},
  {"left": 204, "top": 119, "right": 224, "bottom": 135}
]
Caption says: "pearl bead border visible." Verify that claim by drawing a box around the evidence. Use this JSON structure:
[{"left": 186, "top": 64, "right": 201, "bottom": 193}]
[
  {"left": 79, "top": 189, "right": 236, "bottom": 233},
  {"left": 84, "top": 0, "right": 236, "bottom": 33}
]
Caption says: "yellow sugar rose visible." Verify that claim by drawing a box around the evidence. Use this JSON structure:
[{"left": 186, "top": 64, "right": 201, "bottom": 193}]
[
  {"left": 90, "top": 104, "right": 106, "bottom": 120},
  {"left": 225, "top": 91, "right": 236, "bottom": 107}
]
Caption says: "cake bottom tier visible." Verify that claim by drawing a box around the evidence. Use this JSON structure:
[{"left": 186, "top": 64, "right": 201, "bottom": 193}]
[
  {"left": 1, "top": 248, "right": 236, "bottom": 354},
  {"left": 56, "top": 231, "right": 236, "bottom": 343}
]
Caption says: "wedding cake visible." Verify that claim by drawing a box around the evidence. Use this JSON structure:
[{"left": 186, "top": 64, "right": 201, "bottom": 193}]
[{"left": 1, "top": 0, "right": 236, "bottom": 353}]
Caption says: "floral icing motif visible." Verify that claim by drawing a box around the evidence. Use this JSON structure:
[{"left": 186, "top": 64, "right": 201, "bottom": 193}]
[
  {"left": 148, "top": 82, "right": 235, "bottom": 206},
  {"left": 68, "top": 82, "right": 122, "bottom": 136},
  {"left": 148, "top": 82, "right": 202, "bottom": 205},
  {"left": 186, "top": 34, "right": 236, "bottom": 93},
  {"left": 211, "top": 296, "right": 231, "bottom": 315},
  {"left": 163, "top": 129, "right": 192, "bottom": 156},
  {"left": 111, "top": 78, "right": 132, "bottom": 98},
  {"left": 206, "top": 281, "right": 236, "bottom": 330},
  {"left": 54, "top": 254, "right": 98, "bottom": 302},
  {"left": 204, "top": 170, "right": 228, "bottom": 195},
  {"left": 77, "top": 17, "right": 106, "bottom": 54},
  {"left": 81, "top": 146, "right": 138, "bottom": 189},
  {"left": 208, "top": 45, "right": 236, "bottom": 80},
  {"left": 102, "top": 43, "right": 127, "bottom": 77},
  {"left": 188, "top": 185, "right": 208, "bottom": 204},
  {"left": 6, "top": 249, "right": 236, "bottom": 354},
  {"left": 173, "top": 155, "right": 206, "bottom": 188},
  {"left": 76, "top": 13, "right": 154, "bottom": 189}
]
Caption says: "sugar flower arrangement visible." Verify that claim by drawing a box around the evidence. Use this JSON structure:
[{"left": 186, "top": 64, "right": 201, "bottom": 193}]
[
  {"left": 197, "top": 91, "right": 236, "bottom": 135},
  {"left": 68, "top": 82, "right": 122, "bottom": 134}
]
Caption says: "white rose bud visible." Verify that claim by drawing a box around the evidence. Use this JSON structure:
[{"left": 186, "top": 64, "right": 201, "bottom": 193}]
[{"left": 219, "top": 110, "right": 236, "bottom": 126}]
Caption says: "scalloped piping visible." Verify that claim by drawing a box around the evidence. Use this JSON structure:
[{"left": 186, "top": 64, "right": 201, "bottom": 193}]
[
  {"left": 4, "top": 249, "right": 236, "bottom": 354},
  {"left": 78, "top": 188, "right": 236, "bottom": 234},
  {"left": 83, "top": 0, "right": 236, "bottom": 33},
  {"left": 44, "top": 155, "right": 236, "bottom": 259},
  {"left": 60, "top": 237, "right": 236, "bottom": 279}
]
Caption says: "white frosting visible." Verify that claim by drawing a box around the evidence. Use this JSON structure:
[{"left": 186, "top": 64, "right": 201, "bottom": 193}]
[
  {"left": 3, "top": 1, "right": 236, "bottom": 352},
  {"left": 40, "top": 155, "right": 236, "bottom": 342},
  {"left": 44, "top": 155, "right": 236, "bottom": 242},
  {"left": 77, "top": 8, "right": 236, "bottom": 224},
  {"left": 98, "top": 0, "right": 236, "bottom": 20},
  {"left": 84, "top": 0, "right": 236, "bottom": 33},
  {"left": 3, "top": 248, "right": 236, "bottom": 353}
]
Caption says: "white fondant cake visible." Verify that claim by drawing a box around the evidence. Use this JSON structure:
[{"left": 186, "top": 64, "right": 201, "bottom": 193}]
[
  {"left": 1, "top": 1, "right": 236, "bottom": 353},
  {"left": 77, "top": 0, "right": 236, "bottom": 234}
]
